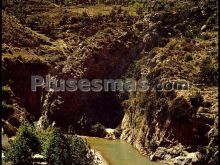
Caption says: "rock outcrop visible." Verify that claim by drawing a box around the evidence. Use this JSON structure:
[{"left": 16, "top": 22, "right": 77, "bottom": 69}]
[
  {"left": 120, "top": 2, "right": 218, "bottom": 164},
  {"left": 2, "top": 1, "right": 218, "bottom": 164}
]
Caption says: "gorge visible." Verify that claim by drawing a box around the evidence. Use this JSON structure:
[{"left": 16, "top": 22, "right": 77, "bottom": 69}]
[{"left": 2, "top": 0, "right": 218, "bottom": 165}]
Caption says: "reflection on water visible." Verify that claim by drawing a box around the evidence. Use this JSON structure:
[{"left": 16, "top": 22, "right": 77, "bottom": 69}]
[{"left": 85, "top": 137, "right": 164, "bottom": 165}]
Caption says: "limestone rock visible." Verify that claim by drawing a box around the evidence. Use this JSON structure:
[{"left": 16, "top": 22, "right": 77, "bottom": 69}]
[{"left": 201, "top": 25, "right": 207, "bottom": 31}]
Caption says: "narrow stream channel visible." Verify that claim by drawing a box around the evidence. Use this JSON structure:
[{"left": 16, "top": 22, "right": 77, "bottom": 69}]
[{"left": 85, "top": 137, "right": 164, "bottom": 165}]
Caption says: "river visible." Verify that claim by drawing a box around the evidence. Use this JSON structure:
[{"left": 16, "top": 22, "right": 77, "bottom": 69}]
[{"left": 84, "top": 137, "right": 164, "bottom": 165}]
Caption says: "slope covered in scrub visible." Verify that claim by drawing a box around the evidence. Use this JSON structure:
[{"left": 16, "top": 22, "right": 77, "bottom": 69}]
[{"left": 1, "top": 0, "right": 218, "bottom": 164}]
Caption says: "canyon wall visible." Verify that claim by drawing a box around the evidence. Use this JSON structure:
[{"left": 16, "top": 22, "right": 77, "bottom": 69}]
[{"left": 2, "top": 1, "right": 218, "bottom": 164}]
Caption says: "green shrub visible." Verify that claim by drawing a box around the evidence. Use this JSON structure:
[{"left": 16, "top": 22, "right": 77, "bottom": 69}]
[
  {"left": 90, "top": 123, "right": 106, "bottom": 137},
  {"left": 6, "top": 124, "right": 96, "bottom": 165},
  {"left": 125, "top": 58, "right": 143, "bottom": 80},
  {"left": 200, "top": 58, "right": 218, "bottom": 85},
  {"left": 67, "top": 135, "right": 95, "bottom": 165},
  {"left": 189, "top": 92, "right": 204, "bottom": 108},
  {"left": 103, "top": 27, "right": 113, "bottom": 34},
  {"left": 43, "top": 128, "right": 72, "bottom": 165},
  {"left": 136, "top": 7, "right": 143, "bottom": 15},
  {"left": 37, "top": 126, "right": 56, "bottom": 150},
  {"left": 2, "top": 101, "right": 14, "bottom": 120},
  {"left": 152, "top": 1, "right": 165, "bottom": 11},
  {"left": 39, "top": 126, "right": 96, "bottom": 165},
  {"left": 2, "top": 85, "right": 13, "bottom": 100},
  {"left": 82, "top": 10, "right": 89, "bottom": 17},
  {"left": 184, "top": 53, "right": 193, "bottom": 62},
  {"left": 6, "top": 124, "right": 41, "bottom": 165},
  {"left": 171, "top": 97, "right": 191, "bottom": 122},
  {"left": 2, "top": 85, "right": 11, "bottom": 93}
]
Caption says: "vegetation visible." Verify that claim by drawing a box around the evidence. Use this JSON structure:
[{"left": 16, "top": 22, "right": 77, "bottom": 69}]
[
  {"left": 200, "top": 57, "right": 218, "bottom": 85},
  {"left": 2, "top": 85, "right": 14, "bottom": 120},
  {"left": 171, "top": 97, "right": 191, "bottom": 122},
  {"left": 6, "top": 124, "right": 96, "bottom": 165},
  {"left": 91, "top": 123, "right": 107, "bottom": 137},
  {"left": 6, "top": 124, "right": 41, "bottom": 165},
  {"left": 67, "top": 135, "right": 95, "bottom": 165},
  {"left": 184, "top": 53, "right": 193, "bottom": 62},
  {"left": 2, "top": 101, "right": 14, "bottom": 120},
  {"left": 189, "top": 92, "right": 204, "bottom": 108},
  {"left": 2, "top": 0, "right": 218, "bottom": 164},
  {"left": 43, "top": 128, "right": 72, "bottom": 165}
]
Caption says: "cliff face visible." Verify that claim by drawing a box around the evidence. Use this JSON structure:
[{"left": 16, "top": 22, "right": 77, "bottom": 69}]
[
  {"left": 121, "top": 89, "right": 218, "bottom": 164},
  {"left": 2, "top": 6, "right": 145, "bottom": 134},
  {"left": 120, "top": 2, "right": 218, "bottom": 164},
  {"left": 2, "top": 1, "right": 218, "bottom": 164},
  {"left": 2, "top": 12, "right": 51, "bottom": 136},
  {"left": 42, "top": 30, "right": 143, "bottom": 131}
]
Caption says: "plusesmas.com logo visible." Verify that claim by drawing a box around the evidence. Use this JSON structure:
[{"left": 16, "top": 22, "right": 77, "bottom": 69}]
[{"left": 31, "top": 75, "right": 189, "bottom": 92}]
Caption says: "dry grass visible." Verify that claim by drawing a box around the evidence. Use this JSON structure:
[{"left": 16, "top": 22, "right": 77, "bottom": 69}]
[
  {"left": 38, "top": 4, "right": 137, "bottom": 17},
  {"left": 142, "top": 32, "right": 218, "bottom": 83},
  {"left": 2, "top": 49, "right": 47, "bottom": 65},
  {"left": 67, "top": 4, "right": 137, "bottom": 16}
]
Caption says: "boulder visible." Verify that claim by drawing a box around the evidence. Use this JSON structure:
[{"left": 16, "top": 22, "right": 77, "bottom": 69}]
[
  {"left": 150, "top": 147, "right": 167, "bottom": 161},
  {"left": 105, "top": 128, "right": 120, "bottom": 140},
  {"left": 201, "top": 25, "right": 207, "bottom": 31},
  {"left": 37, "top": 114, "right": 49, "bottom": 129},
  {"left": 197, "top": 107, "right": 209, "bottom": 113},
  {"left": 181, "top": 152, "right": 201, "bottom": 165},
  {"left": 172, "top": 152, "right": 201, "bottom": 165},
  {"left": 2, "top": 133, "right": 10, "bottom": 151}
]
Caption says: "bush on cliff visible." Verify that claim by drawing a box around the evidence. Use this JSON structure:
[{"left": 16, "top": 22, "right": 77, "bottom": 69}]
[
  {"left": 200, "top": 58, "right": 218, "bottom": 85},
  {"left": 171, "top": 97, "right": 191, "bottom": 122},
  {"left": 184, "top": 53, "right": 193, "bottom": 62},
  {"left": 189, "top": 92, "right": 204, "bottom": 108},
  {"left": 2, "top": 101, "right": 14, "bottom": 120},
  {"left": 90, "top": 123, "right": 107, "bottom": 137}
]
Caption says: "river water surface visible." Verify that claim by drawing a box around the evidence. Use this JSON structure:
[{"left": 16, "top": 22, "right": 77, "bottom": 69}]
[{"left": 85, "top": 137, "right": 164, "bottom": 165}]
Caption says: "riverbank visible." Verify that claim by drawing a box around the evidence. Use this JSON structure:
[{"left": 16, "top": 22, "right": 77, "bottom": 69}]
[
  {"left": 91, "top": 149, "right": 109, "bottom": 165},
  {"left": 79, "top": 135, "right": 110, "bottom": 165}
]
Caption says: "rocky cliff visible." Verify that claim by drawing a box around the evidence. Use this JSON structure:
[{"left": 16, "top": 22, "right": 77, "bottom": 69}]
[
  {"left": 2, "top": 4, "right": 143, "bottom": 134},
  {"left": 2, "top": 0, "right": 218, "bottom": 164},
  {"left": 120, "top": 2, "right": 218, "bottom": 164}
]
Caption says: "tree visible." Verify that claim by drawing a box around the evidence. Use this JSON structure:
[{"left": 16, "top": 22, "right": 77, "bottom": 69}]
[
  {"left": 42, "top": 127, "right": 96, "bottom": 165},
  {"left": 43, "top": 128, "right": 72, "bottom": 165},
  {"left": 6, "top": 124, "right": 96, "bottom": 165},
  {"left": 68, "top": 135, "right": 96, "bottom": 165},
  {"left": 6, "top": 124, "right": 41, "bottom": 165}
]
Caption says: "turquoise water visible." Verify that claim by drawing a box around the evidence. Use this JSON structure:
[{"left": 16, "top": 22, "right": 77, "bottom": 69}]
[{"left": 85, "top": 137, "right": 164, "bottom": 165}]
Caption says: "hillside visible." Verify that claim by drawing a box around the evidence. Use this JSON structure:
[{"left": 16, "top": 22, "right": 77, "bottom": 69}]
[{"left": 2, "top": 0, "right": 218, "bottom": 164}]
